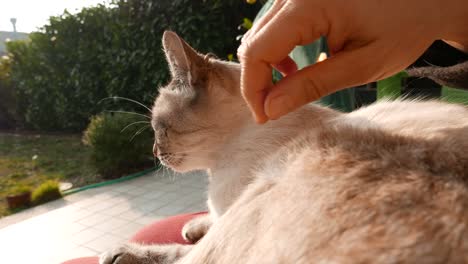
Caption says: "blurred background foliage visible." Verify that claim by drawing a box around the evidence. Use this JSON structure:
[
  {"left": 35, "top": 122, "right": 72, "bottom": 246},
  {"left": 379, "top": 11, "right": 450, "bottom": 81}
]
[
  {"left": 0, "top": 0, "right": 261, "bottom": 216},
  {"left": 2, "top": 0, "right": 262, "bottom": 131},
  {"left": 83, "top": 112, "right": 154, "bottom": 178}
]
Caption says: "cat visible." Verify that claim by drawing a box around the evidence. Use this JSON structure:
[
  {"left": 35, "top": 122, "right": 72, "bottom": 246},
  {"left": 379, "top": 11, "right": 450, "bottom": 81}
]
[
  {"left": 100, "top": 31, "right": 468, "bottom": 264},
  {"left": 407, "top": 61, "right": 468, "bottom": 90}
]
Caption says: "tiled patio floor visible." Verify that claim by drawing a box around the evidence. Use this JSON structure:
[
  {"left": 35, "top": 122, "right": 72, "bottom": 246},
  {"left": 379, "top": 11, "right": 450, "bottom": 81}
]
[{"left": 0, "top": 170, "right": 207, "bottom": 264}]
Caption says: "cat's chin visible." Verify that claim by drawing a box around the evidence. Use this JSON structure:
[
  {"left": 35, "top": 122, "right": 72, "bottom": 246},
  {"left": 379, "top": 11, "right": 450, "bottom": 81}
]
[
  {"left": 159, "top": 156, "right": 206, "bottom": 173},
  {"left": 168, "top": 164, "right": 206, "bottom": 174},
  {"left": 160, "top": 162, "right": 192, "bottom": 173},
  {"left": 168, "top": 166, "right": 189, "bottom": 173}
]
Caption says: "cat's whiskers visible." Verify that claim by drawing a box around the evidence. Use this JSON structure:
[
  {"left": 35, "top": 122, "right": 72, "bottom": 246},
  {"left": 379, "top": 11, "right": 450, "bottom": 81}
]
[
  {"left": 421, "top": 59, "right": 442, "bottom": 68},
  {"left": 130, "top": 125, "right": 151, "bottom": 141},
  {"left": 161, "top": 162, "right": 175, "bottom": 181},
  {"left": 154, "top": 162, "right": 168, "bottom": 178},
  {"left": 164, "top": 165, "right": 177, "bottom": 182},
  {"left": 371, "top": 77, "right": 428, "bottom": 103},
  {"left": 169, "top": 149, "right": 217, "bottom": 155},
  {"left": 99, "top": 96, "right": 153, "bottom": 113},
  {"left": 120, "top": 121, "right": 151, "bottom": 133},
  {"left": 106, "top": 110, "right": 151, "bottom": 120}
]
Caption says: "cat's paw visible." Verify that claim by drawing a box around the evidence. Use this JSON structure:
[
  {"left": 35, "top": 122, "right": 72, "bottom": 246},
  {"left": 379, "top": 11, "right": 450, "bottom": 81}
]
[
  {"left": 182, "top": 214, "right": 212, "bottom": 243},
  {"left": 100, "top": 243, "right": 152, "bottom": 264},
  {"left": 100, "top": 243, "right": 191, "bottom": 264}
]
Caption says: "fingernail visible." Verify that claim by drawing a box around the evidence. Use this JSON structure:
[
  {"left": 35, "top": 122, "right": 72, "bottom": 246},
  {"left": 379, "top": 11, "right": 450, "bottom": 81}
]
[{"left": 265, "top": 94, "right": 292, "bottom": 119}]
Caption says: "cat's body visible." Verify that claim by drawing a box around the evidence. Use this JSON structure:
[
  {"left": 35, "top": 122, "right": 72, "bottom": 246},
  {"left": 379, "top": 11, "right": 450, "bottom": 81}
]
[
  {"left": 207, "top": 103, "right": 336, "bottom": 217},
  {"left": 179, "top": 100, "right": 468, "bottom": 264},
  {"left": 100, "top": 32, "right": 468, "bottom": 264}
]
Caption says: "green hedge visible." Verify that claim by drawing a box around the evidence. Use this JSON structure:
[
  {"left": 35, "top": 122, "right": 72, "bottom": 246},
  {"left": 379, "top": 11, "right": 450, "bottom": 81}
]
[
  {"left": 0, "top": 55, "right": 16, "bottom": 128},
  {"left": 83, "top": 112, "right": 155, "bottom": 178},
  {"left": 31, "top": 180, "right": 62, "bottom": 205},
  {"left": 6, "top": 0, "right": 261, "bottom": 131}
]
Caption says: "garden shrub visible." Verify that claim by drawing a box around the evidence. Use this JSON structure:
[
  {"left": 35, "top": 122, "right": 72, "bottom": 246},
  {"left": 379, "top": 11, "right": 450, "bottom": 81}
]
[
  {"left": 83, "top": 112, "right": 155, "bottom": 178},
  {"left": 6, "top": 0, "right": 261, "bottom": 131},
  {"left": 7, "top": 185, "right": 32, "bottom": 196},
  {"left": 31, "top": 180, "right": 62, "bottom": 205}
]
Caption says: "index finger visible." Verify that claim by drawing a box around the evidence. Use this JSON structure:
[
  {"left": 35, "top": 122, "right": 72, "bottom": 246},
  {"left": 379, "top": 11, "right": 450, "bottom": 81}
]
[
  {"left": 238, "top": 53, "right": 272, "bottom": 124},
  {"left": 237, "top": 1, "right": 322, "bottom": 123}
]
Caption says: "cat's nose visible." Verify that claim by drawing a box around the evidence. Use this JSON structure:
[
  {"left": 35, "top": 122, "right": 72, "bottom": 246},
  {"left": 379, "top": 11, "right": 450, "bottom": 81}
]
[{"left": 152, "top": 143, "right": 158, "bottom": 157}]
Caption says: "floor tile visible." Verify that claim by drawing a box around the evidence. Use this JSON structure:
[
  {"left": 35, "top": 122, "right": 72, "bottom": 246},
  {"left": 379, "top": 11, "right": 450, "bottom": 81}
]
[
  {"left": 109, "top": 222, "right": 145, "bottom": 239},
  {"left": 0, "top": 170, "right": 208, "bottom": 263},
  {"left": 93, "top": 217, "right": 130, "bottom": 233},
  {"left": 134, "top": 215, "right": 163, "bottom": 226},
  {"left": 57, "top": 246, "right": 99, "bottom": 263},
  {"left": 103, "top": 203, "right": 134, "bottom": 216},
  {"left": 71, "top": 228, "right": 106, "bottom": 245},
  {"left": 77, "top": 212, "right": 112, "bottom": 226},
  {"left": 86, "top": 233, "right": 125, "bottom": 253},
  {"left": 118, "top": 209, "right": 146, "bottom": 221}
]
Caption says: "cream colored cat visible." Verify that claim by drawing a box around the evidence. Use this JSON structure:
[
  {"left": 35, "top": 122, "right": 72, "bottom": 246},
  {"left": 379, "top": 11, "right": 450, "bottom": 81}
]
[{"left": 100, "top": 31, "right": 468, "bottom": 264}]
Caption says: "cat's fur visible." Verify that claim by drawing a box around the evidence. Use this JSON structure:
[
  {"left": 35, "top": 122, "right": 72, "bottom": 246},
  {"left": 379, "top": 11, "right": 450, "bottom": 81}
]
[
  {"left": 100, "top": 31, "right": 468, "bottom": 264},
  {"left": 408, "top": 61, "right": 468, "bottom": 90}
]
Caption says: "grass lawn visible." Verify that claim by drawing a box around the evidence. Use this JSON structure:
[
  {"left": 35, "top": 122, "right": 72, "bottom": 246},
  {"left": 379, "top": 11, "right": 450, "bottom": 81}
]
[{"left": 0, "top": 132, "right": 103, "bottom": 218}]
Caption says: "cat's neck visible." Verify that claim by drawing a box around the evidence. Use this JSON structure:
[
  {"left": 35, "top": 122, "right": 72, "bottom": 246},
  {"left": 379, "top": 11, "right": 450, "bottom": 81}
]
[
  {"left": 215, "top": 103, "right": 338, "bottom": 170},
  {"left": 205, "top": 103, "right": 339, "bottom": 217}
]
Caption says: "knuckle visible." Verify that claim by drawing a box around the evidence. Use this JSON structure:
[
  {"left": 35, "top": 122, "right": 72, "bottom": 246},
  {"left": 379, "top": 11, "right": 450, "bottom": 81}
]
[
  {"left": 300, "top": 75, "right": 323, "bottom": 102},
  {"left": 237, "top": 40, "right": 255, "bottom": 62}
]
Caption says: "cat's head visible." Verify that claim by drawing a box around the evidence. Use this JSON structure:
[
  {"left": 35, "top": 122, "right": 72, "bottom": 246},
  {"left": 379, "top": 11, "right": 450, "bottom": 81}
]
[{"left": 151, "top": 31, "right": 247, "bottom": 172}]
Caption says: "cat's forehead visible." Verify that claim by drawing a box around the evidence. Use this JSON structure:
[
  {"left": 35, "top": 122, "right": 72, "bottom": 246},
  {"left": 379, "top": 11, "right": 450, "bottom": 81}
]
[{"left": 152, "top": 85, "right": 195, "bottom": 120}]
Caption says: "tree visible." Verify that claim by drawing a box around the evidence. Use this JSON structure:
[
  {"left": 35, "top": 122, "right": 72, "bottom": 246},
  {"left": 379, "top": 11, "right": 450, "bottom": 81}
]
[{"left": 7, "top": 0, "right": 261, "bottom": 131}]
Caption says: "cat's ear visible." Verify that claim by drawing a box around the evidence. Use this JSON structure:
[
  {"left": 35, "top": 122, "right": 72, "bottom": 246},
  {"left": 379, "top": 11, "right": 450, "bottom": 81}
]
[{"left": 162, "top": 31, "right": 204, "bottom": 85}]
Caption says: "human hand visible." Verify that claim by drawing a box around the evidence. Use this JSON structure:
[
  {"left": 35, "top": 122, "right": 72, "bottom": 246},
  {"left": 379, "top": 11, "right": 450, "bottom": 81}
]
[{"left": 238, "top": 0, "right": 461, "bottom": 123}]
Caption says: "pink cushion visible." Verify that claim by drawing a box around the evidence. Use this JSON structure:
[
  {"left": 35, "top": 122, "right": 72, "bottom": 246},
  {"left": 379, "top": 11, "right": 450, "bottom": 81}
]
[
  {"left": 61, "top": 212, "right": 207, "bottom": 264},
  {"left": 130, "top": 212, "right": 207, "bottom": 244},
  {"left": 62, "top": 257, "right": 98, "bottom": 264}
]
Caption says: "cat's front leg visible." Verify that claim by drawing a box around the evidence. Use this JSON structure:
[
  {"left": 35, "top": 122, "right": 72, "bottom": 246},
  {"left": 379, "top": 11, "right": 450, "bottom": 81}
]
[
  {"left": 99, "top": 243, "right": 192, "bottom": 264},
  {"left": 181, "top": 214, "right": 212, "bottom": 243}
]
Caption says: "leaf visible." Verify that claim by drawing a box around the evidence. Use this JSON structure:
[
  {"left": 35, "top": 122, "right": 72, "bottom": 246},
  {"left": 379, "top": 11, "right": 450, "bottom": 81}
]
[{"left": 242, "top": 17, "right": 253, "bottom": 30}]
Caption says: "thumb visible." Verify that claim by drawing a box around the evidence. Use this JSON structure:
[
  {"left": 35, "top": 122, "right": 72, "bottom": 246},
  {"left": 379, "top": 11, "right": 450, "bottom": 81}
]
[{"left": 264, "top": 46, "right": 383, "bottom": 119}]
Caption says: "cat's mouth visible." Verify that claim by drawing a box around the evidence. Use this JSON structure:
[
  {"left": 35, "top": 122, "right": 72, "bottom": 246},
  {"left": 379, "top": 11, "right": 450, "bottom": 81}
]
[{"left": 158, "top": 153, "right": 185, "bottom": 169}]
